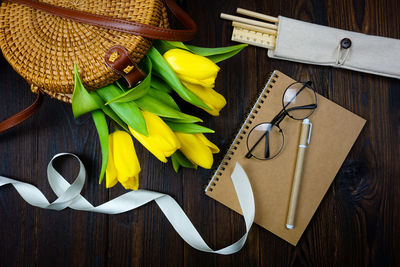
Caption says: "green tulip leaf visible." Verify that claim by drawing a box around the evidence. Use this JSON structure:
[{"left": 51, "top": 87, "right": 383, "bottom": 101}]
[
  {"left": 151, "top": 75, "right": 173, "bottom": 93},
  {"left": 106, "top": 57, "right": 152, "bottom": 104},
  {"left": 171, "top": 156, "right": 179, "bottom": 173},
  {"left": 72, "top": 64, "right": 100, "bottom": 118},
  {"left": 171, "top": 150, "right": 197, "bottom": 172},
  {"left": 163, "top": 118, "right": 194, "bottom": 124},
  {"left": 135, "top": 94, "right": 202, "bottom": 123},
  {"left": 164, "top": 41, "right": 190, "bottom": 50},
  {"left": 91, "top": 110, "right": 109, "bottom": 184},
  {"left": 185, "top": 43, "right": 247, "bottom": 58},
  {"left": 206, "top": 48, "right": 247, "bottom": 63},
  {"left": 155, "top": 41, "right": 247, "bottom": 63},
  {"left": 115, "top": 80, "right": 126, "bottom": 91},
  {"left": 146, "top": 46, "right": 210, "bottom": 110},
  {"left": 166, "top": 122, "right": 214, "bottom": 134},
  {"left": 147, "top": 88, "right": 180, "bottom": 111},
  {"left": 89, "top": 92, "right": 129, "bottom": 132},
  {"left": 96, "top": 84, "right": 148, "bottom": 136},
  {"left": 154, "top": 40, "right": 190, "bottom": 54}
]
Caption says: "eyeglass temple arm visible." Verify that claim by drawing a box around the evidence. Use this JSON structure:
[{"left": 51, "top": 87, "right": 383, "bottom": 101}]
[
  {"left": 245, "top": 123, "right": 274, "bottom": 158},
  {"left": 270, "top": 106, "right": 291, "bottom": 127},
  {"left": 285, "top": 103, "right": 317, "bottom": 113},
  {"left": 264, "top": 130, "right": 270, "bottom": 158},
  {"left": 245, "top": 108, "right": 287, "bottom": 159}
]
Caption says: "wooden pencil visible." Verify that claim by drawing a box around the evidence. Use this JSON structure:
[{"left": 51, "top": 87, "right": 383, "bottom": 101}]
[
  {"left": 236, "top": 8, "right": 279, "bottom": 23},
  {"left": 220, "top": 13, "right": 278, "bottom": 30}
]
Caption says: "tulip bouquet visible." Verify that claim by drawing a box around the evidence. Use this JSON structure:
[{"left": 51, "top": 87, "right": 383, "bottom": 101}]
[{"left": 72, "top": 41, "right": 246, "bottom": 190}]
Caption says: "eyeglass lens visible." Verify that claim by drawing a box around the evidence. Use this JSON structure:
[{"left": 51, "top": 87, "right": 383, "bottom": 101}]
[
  {"left": 246, "top": 123, "right": 284, "bottom": 160},
  {"left": 283, "top": 82, "right": 317, "bottom": 120}
]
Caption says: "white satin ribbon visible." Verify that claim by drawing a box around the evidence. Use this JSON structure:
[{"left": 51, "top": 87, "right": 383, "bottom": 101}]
[{"left": 0, "top": 153, "right": 254, "bottom": 255}]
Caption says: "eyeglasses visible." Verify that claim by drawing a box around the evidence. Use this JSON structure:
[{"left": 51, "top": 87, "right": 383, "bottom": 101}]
[{"left": 246, "top": 81, "right": 317, "bottom": 160}]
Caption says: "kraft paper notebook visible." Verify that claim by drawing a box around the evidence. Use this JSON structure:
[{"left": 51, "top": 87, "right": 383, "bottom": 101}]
[{"left": 205, "top": 70, "right": 366, "bottom": 245}]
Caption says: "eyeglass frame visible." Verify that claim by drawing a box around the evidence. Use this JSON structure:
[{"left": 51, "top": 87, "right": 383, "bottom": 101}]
[{"left": 245, "top": 80, "right": 318, "bottom": 160}]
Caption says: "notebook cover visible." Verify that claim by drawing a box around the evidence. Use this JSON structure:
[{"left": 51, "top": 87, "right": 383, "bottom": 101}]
[{"left": 205, "top": 70, "right": 366, "bottom": 245}]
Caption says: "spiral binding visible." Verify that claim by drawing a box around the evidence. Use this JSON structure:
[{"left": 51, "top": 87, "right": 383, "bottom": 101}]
[{"left": 205, "top": 71, "right": 279, "bottom": 193}]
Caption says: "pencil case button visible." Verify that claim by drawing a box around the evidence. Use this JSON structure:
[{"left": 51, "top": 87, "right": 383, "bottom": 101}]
[{"left": 340, "top": 38, "right": 352, "bottom": 49}]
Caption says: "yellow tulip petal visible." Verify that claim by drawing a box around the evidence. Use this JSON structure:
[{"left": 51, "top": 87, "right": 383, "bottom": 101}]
[
  {"left": 175, "top": 132, "right": 214, "bottom": 169},
  {"left": 130, "top": 111, "right": 180, "bottom": 163},
  {"left": 143, "top": 111, "right": 181, "bottom": 152},
  {"left": 163, "top": 49, "right": 220, "bottom": 81},
  {"left": 106, "top": 134, "right": 118, "bottom": 188},
  {"left": 203, "top": 87, "right": 226, "bottom": 111},
  {"left": 130, "top": 129, "right": 168, "bottom": 163},
  {"left": 106, "top": 171, "right": 118, "bottom": 187},
  {"left": 150, "top": 136, "right": 178, "bottom": 157},
  {"left": 119, "top": 175, "right": 139, "bottom": 190},
  {"left": 182, "top": 81, "right": 227, "bottom": 116},
  {"left": 200, "top": 76, "right": 218, "bottom": 87},
  {"left": 106, "top": 175, "right": 118, "bottom": 188},
  {"left": 178, "top": 73, "right": 216, "bottom": 88},
  {"left": 112, "top": 131, "right": 141, "bottom": 182},
  {"left": 196, "top": 133, "right": 220, "bottom": 153}
]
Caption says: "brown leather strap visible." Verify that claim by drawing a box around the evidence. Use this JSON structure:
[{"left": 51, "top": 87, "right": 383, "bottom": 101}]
[
  {"left": 5, "top": 0, "right": 198, "bottom": 41},
  {"left": 104, "top": 45, "right": 146, "bottom": 88},
  {"left": 0, "top": 91, "right": 44, "bottom": 133}
]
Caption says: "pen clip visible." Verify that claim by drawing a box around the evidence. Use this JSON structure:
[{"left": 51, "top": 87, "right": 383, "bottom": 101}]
[{"left": 306, "top": 122, "right": 313, "bottom": 144}]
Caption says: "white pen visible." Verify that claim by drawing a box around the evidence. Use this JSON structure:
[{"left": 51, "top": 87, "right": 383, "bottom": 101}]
[{"left": 286, "top": 119, "right": 313, "bottom": 229}]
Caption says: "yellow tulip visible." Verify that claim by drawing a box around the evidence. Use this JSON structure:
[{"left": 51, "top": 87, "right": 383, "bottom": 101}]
[
  {"left": 163, "top": 49, "right": 226, "bottom": 116},
  {"left": 106, "top": 131, "right": 141, "bottom": 190},
  {"left": 129, "top": 110, "right": 181, "bottom": 163},
  {"left": 181, "top": 81, "right": 226, "bottom": 116},
  {"left": 163, "top": 49, "right": 220, "bottom": 87},
  {"left": 175, "top": 132, "right": 219, "bottom": 169}
]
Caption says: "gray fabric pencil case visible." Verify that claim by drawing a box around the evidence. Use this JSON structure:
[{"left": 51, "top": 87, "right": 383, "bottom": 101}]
[{"left": 268, "top": 16, "right": 400, "bottom": 79}]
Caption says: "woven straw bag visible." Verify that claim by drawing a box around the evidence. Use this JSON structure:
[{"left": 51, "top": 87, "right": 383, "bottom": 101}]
[{"left": 0, "top": 0, "right": 197, "bottom": 133}]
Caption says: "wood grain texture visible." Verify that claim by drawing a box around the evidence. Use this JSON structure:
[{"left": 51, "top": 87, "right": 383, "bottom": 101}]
[{"left": 1, "top": 0, "right": 399, "bottom": 266}]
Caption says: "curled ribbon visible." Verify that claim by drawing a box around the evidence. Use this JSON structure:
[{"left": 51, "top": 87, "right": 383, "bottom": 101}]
[{"left": 0, "top": 153, "right": 254, "bottom": 255}]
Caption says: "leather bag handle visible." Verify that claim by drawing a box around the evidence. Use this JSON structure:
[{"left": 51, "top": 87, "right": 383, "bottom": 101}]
[
  {"left": 5, "top": 0, "right": 198, "bottom": 41},
  {"left": 0, "top": 91, "right": 44, "bottom": 134}
]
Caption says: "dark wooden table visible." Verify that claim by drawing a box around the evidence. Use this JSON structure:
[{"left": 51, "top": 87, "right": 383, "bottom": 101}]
[{"left": 1, "top": 0, "right": 399, "bottom": 266}]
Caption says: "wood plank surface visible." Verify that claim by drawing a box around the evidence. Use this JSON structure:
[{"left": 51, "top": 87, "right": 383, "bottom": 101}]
[{"left": 1, "top": 0, "right": 399, "bottom": 266}]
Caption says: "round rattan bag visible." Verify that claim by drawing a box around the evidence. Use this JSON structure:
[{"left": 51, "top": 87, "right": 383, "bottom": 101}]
[
  {"left": 0, "top": 0, "right": 197, "bottom": 101},
  {"left": 0, "top": 0, "right": 197, "bottom": 133}
]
